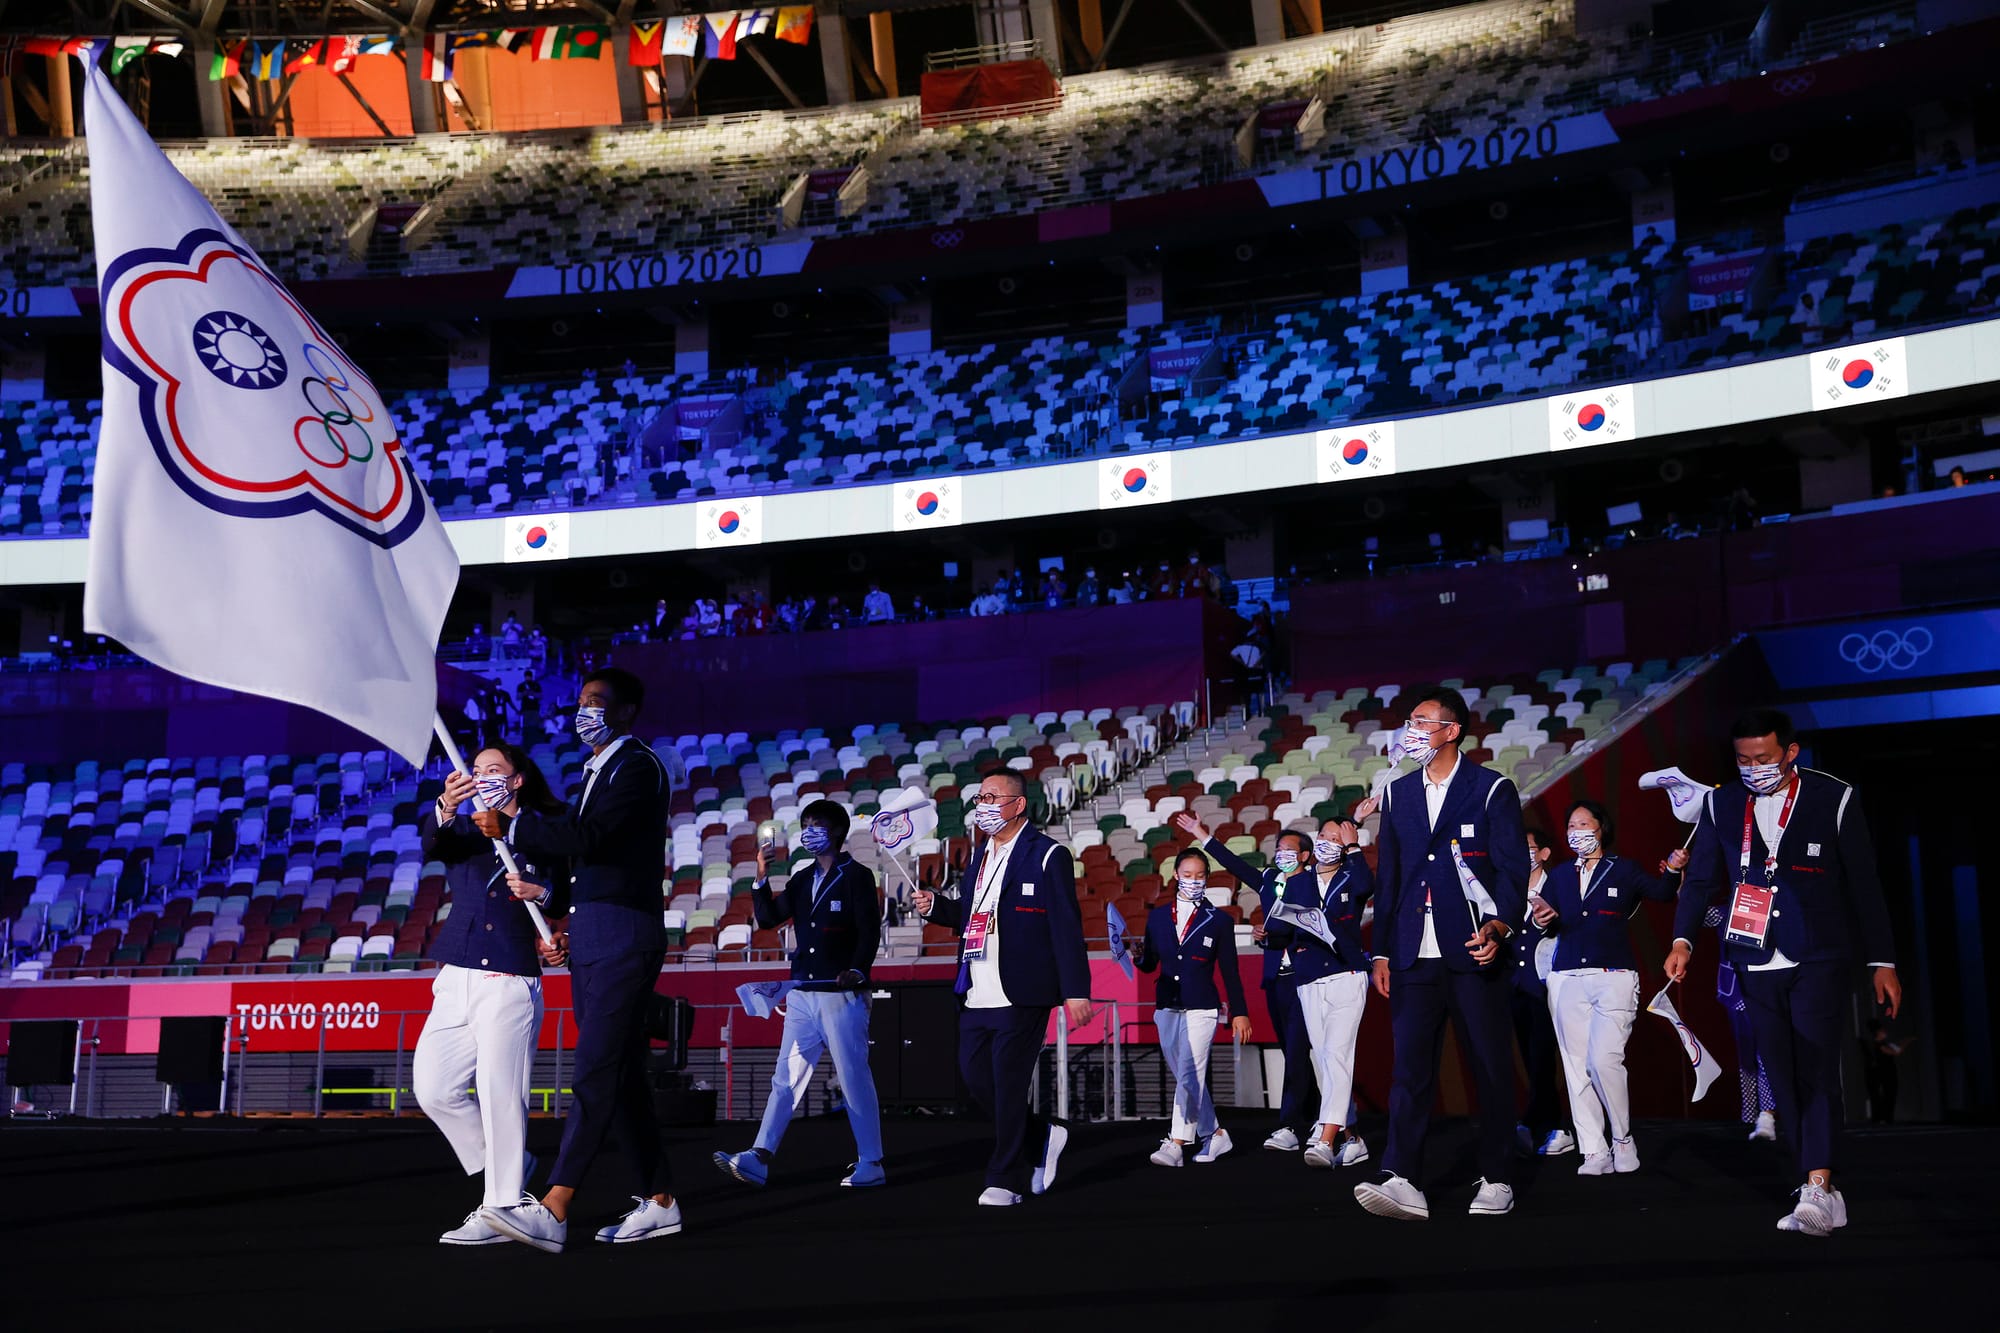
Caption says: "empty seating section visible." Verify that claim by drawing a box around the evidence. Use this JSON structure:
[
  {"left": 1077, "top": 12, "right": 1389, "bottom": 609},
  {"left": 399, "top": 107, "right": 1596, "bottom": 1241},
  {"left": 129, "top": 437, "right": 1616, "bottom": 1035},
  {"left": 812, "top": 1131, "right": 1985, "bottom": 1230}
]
[
  {"left": 5, "top": 658, "right": 1698, "bottom": 980},
  {"left": 6, "top": 202, "right": 1997, "bottom": 537},
  {"left": 0, "top": 2, "right": 1941, "bottom": 287}
]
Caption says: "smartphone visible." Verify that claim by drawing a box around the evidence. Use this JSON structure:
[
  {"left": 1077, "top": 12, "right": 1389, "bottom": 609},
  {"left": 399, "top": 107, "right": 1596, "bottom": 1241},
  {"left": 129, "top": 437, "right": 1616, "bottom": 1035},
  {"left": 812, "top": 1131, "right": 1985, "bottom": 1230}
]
[{"left": 758, "top": 821, "right": 783, "bottom": 852}]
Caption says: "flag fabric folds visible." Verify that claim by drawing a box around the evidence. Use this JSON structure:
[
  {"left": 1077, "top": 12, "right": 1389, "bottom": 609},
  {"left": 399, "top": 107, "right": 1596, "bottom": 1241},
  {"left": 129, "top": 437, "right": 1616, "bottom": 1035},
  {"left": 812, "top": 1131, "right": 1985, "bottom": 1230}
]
[
  {"left": 245, "top": 41, "right": 283, "bottom": 81},
  {"left": 705, "top": 12, "right": 741, "bottom": 60},
  {"left": 532, "top": 25, "right": 609, "bottom": 60},
  {"left": 1648, "top": 984, "right": 1724, "bottom": 1101},
  {"left": 629, "top": 21, "right": 665, "bottom": 67},
  {"left": 869, "top": 786, "right": 938, "bottom": 901},
  {"left": 79, "top": 59, "right": 459, "bottom": 768},
  {"left": 1106, "top": 902, "right": 1135, "bottom": 981},
  {"left": 283, "top": 38, "right": 328, "bottom": 75},
  {"left": 662, "top": 16, "right": 704, "bottom": 58},
  {"left": 776, "top": 6, "right": 816, "bottom": 44},
  {"left": 208, "top": 40, "right": 243, "bottom": 81}
]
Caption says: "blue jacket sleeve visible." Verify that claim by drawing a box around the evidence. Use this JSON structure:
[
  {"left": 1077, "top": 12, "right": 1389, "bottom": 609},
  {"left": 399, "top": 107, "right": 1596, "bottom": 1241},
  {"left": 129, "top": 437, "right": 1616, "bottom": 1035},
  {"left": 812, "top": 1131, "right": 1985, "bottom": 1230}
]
[
  {"left": 419, "top": 807, "right": 485, "bottom": 865},
  {"left": 1673, "top": 796, "right": 1728, "bottom": 947},
  {"left": 1483, "top": 778, "right": 1528, "bottom": 929},
  {"left": 1043, "top": 840, "right": 1093, "bottom": 1001},
  {"left": 1135, "top": 912, "right": 1160, "bottom": 973},
  {"left": 512, "top": 746, "right": 665, "bottom": 864},
  {"left": 1374, "top": 791, "right": 1402, "bottom": 951},
  {"left": 848, "top": 865, "right": 882, "bottom": 975},
  {"left": 1214, "top": 911, "right": 1248, "bottom": 1014},
  {"left": 1203, "top": 835, "right": 1267, "bottom": 888},
  {"left": 752, "top": 876, "right": 796, "bottom": 931}
]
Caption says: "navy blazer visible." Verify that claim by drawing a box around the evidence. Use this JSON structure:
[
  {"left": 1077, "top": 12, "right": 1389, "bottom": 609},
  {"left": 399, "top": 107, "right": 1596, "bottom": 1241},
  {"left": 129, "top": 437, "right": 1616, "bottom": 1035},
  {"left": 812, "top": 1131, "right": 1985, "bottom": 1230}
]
[
  {"left": 1202, "top": 836, "right": 1290, "bottom": 988},
  {"left": 1374, "top": 757, "right": 1528, "bottom": 973},
  {"left": 1135, "top": 900, "right": 1249, "bottom": 1013},
  {"left": 421, "top": 809, "right": 569, "bottom": 977},
  {"left": 511, "top": 735, "right": 671, "bottom": 958},
  {"left": 1267, "top": 857, "right": 1374, "bottom": 981},
  {"left": 928, "top": 825, "right": 1091, "bottom": 1008},
  {"left": 754, "top": 853, "right": 881, "bottom": 983},
  {"left": 1537, "top": 855, "right": 1678, "bottom": 974},
  {"left": 1673, "top": 768, "right": 1897, "bottom": 969},
  {"left": 1510, "top": 870, "right": 1553, "bottom": 997}
]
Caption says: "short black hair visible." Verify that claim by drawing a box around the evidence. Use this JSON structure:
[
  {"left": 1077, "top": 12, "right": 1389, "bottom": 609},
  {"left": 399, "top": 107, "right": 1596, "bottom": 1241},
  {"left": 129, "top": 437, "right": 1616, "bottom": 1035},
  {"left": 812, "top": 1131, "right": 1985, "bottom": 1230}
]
[
  {"left": 1318, "top": 815, "right": 1355, "bottom": 838},
  {"left": 1730, "top": 707, "right": 1795, "bottom": 749},
  {"left": 1174, "top": 847, "right": 1210, "bottom": 874},
  {"left": 984, "top": 769, "right": 1027, "bottom": 798},
  {"left": 584, "top": 666, "right": 645, "bottom": 714},
  {"left": 1275, "top": 829, "right": 1311, "bottom": 855},
  {"left": 1524, "top": 825, "right": 1550, "bottom": 850},
  {"left": 1409, "top": 686, "right": 1470, "bottom": 729},
  {"left": 799, "top": 798, "right": 850, "bottom": 848},
  {"left": 1563, "top": 799, "right": 1615, "bottom": 847}
]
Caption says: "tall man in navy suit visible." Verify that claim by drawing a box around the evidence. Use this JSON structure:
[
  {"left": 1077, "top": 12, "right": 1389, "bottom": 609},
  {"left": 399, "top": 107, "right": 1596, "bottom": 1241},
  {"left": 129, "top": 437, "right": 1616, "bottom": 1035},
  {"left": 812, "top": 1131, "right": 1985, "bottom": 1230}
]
[
  {"left": 913, "top": 770, "right": 1093, "bottom": 1208},
  {"left": 1665, "top": 708, "right": 1901, "bottom": 1236},
  {"left": 477, "top": 667, "right": 681, "bottom": 1251},
  {"left": 1354, "top": 686, "right": 1528, "bottom": 1221}
]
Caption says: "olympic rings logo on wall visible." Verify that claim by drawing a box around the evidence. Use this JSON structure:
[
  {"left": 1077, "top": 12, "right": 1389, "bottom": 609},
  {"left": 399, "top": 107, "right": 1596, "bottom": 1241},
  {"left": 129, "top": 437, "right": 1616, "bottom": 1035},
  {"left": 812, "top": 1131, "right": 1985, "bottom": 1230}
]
[{"left": 1837, "top": 627, "right": 1933, "bottom": 674}]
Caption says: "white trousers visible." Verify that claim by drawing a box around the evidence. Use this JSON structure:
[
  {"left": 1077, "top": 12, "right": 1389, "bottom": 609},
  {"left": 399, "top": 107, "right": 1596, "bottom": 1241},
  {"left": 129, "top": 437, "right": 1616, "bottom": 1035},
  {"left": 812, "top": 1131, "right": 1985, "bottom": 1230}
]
[
  {"left": 1298, "top": 971, "right": 1369, "bottom": 1128},
  {"left": 413, "top": 964, "right": 543, "bottom": 1207},
  {"left": 753, "top": 989, "right": 883, "bottom": 1164},
  {"left": 1547, "top": 969, "right": 1640, "bottom": 1156},
  {"left": 1156, "top": 1007, "right": 1220, "bottom": 1141}
]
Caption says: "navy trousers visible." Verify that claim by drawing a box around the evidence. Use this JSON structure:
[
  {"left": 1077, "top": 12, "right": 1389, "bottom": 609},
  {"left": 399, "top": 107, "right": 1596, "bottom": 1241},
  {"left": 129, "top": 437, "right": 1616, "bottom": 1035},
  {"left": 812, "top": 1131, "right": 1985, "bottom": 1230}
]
[
  {"left": 1267, "top": 973, "right": 1319, "bottom": 1131},
  {"left": 959, "top": 1006, "right": 1053, "bottom": 1192},
  {"left": 1383, "top": 958, "right": 1516, "bottom": 1187},
  {"left": 550, "top": 936, "right": 672, "bottom": 1197},
  {"left": 1510, "top": 986, "right": 1569, "bottom": 1138},
  {"left": 1740, "top": 960, "right": 1847, "bottom": 1177}
]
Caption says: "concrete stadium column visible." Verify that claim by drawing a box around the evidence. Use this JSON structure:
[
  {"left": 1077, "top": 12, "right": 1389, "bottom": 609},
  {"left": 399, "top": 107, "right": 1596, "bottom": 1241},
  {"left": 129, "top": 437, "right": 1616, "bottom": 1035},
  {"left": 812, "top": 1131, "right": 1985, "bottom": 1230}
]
[
  {"left": 817, "top": 4, "right": 854, "bottom": 105},
  {"left": 1295, "top": 0, "right": 1323, "bottom": 33},
  {"left": 1029, "top": 0, "right": 1064, "bottom": 73},
  {"left": 1078, "top": 0, "right": 1105, "bottom": 60},
  {"left": 676, "top": 315, "right": 711, "bottom": 376},
  {"left": 1250, "top": 0, "right": 1285, "bottom": 47},
  {"left": 406, "top": 44, "right": 441, "bottom": 134},
  {"left": 191, "top": 41, "right": 230, "bottom": 136},
  {"left": 614, "top": 29, "right": 647, "bottom": 124},
  {"left": 870, "top": 12, "right": 900, "bottom": 99}
]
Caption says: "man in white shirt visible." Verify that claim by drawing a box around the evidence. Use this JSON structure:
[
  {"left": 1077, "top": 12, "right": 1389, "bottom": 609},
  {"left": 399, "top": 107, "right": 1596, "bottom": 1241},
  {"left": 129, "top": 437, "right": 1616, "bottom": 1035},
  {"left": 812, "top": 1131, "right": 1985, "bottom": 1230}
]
[{"left": 913, "top": 772, "right": 1092, "bottom": 1206}]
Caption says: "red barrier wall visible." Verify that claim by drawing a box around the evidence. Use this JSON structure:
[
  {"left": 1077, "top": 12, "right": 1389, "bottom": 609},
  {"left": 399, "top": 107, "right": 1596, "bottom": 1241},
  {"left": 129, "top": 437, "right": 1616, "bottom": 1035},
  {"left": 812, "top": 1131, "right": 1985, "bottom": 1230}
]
[{"left": 919, "top": 60, "right": 1058, "bottom": 120}]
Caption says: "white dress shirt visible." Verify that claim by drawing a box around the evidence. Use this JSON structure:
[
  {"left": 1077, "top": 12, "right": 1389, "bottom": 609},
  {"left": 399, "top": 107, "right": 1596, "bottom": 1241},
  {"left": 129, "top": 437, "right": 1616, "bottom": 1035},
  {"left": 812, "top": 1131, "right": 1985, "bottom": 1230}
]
[
  {"left": 966, "top": 831, "right": 1022, "bottom": 1009},
  {"left": 1417, "top": 753, "right": 1462, "bottom": 959}
]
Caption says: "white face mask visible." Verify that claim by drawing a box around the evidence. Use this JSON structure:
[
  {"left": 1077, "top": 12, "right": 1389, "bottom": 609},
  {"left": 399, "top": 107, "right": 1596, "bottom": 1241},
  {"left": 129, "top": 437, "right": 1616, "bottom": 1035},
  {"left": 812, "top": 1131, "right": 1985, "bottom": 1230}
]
[
  {"left": 1177, "top": 877, "right": 1207, "bottom": 902},
  {"left": 973, "top": 801, "right": 1012, "bottom": 834},
  {"left": 1567, "top": 828, "right": 1600, "bottom": 857},
  {"left": 1400, "top": 726, "right": 1441, "bottom": 764},
  {"left": 1313, "top": 838, "right": 1343, "bottom": 864},
  {"left": 1740, "top": 760, "right": 1787, "bottom": 795}
]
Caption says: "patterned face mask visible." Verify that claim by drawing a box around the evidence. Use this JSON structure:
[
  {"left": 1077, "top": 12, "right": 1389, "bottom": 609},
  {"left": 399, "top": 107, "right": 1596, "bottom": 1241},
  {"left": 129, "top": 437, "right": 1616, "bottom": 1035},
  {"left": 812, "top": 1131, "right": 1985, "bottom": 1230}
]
[
  {"left": 574, "top": 706, "right": 613, "bottom": 747},
  {"left": 1740, "top": 761, "right": 1787, "bottom": 795},
  {"left": 800, "top": 825, "right": 833, "bottom": 854},
  {"left": 1567, "top": 828, "right": 1600, "bottom": 857},
  {"left": 1177, "top": 877, "right": 1207, "bottom": 902}
]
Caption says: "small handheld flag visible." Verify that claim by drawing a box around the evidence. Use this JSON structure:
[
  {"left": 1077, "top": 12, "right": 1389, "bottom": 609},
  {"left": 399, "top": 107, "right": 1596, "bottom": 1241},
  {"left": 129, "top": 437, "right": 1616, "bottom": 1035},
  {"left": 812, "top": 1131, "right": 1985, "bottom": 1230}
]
[
  {"left": 1106, "top": 902, "right": 1135, "bottom": 981},
  {"left": 1648, "top": 982, "right": 1723, "bottom": 1102}
]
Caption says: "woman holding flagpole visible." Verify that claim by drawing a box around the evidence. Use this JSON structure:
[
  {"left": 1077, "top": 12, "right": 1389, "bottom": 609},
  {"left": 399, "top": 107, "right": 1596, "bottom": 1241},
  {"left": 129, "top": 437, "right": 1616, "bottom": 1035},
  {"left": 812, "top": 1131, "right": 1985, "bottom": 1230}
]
[
  {"left": 1528, "top": 798, "right": 1687, "bottom": 1175},
  {"left": 414, "top": 744, "right": 569, "bottom": 1245}
]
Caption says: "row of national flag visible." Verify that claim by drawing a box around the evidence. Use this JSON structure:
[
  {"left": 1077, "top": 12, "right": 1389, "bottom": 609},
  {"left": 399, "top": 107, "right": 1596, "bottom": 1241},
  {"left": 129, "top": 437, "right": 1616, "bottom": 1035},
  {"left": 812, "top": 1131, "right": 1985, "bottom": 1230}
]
[{"left": 5, "top": 8, "right": 818, "bottom": 85}]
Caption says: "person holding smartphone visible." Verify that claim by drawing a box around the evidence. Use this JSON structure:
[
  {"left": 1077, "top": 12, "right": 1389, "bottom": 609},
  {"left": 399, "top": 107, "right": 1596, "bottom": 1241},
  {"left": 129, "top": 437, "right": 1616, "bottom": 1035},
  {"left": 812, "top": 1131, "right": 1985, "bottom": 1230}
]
[{"left": 714, "top": 800, "right": 885, "bottom": 1189}]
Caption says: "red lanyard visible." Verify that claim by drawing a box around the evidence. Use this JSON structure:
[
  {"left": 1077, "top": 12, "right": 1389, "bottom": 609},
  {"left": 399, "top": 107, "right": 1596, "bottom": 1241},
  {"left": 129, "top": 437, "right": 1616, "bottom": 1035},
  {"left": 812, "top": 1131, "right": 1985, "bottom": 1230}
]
[
  {"left": 1738, "top": 777, "right": 1799, "bottom": 882},
  {"left": 1178, "top": 903, "right": 1201, "bottom": 943}
]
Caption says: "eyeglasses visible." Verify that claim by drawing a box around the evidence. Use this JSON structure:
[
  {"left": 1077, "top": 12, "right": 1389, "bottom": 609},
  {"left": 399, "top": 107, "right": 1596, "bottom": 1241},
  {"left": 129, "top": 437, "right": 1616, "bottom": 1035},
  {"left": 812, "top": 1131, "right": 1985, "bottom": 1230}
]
[
  {"left": 971, "top": 792, "right": 1023, "bottom": 806},
  {"left": 1405, "top": 715, "right": 1456, "bottom": 732}
]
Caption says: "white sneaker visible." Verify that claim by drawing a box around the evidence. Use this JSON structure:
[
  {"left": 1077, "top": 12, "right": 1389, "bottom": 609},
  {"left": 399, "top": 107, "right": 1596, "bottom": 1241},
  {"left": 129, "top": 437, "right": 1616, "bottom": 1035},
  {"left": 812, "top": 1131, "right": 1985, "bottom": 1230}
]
[
  {"left": 1303, "top": 1136, "right": 1339, "bottom": 1169},
  {"left": 712, "top": 1149, "right": 769, "bottom": 1187},
  {"left": 595, "top": 1196, "right": 682, "bottom": 1244},
  {"left": 1613, "top": 1137, "right": 1640, "bottom": 1174},
  {"left": 1750, "top": 1111, "right": 1778, "bottom": 1142},
  {"left": 1468, "top": 1179, "right": 1515, "bottom": 1216},
  {"left": 841, "top": 1160, "right": 886, "bottom": 1188},
  {"left": 480, "top": 1195, "right": 567, "bottom": 1253},
  {"left": 1337, "top": 1134, "right": 1371, "bottom": 1168},
  {"left": 439, "top": 1208, "right": 508, "bottom": 1246},
  {"left": 1031, "top": 1124, "right": 1068, "bottom": 1195},
  {"left": 1150, "top": 1138, "right": 1185, "bottom": 1168},
  {"left": 1193, "top": 1128, "right": 1233, "bottom": 1163},
  {"left": 1354, "top": 1174, "right": 1429, "bottom": 1221},
  {"left": 1538, "top": 1129, "right": 1577, "bottom": 1157},
  {"left": 1779, "top": 1183, "right": 1847, "bottom": 1236},
  {"left": 977, "top": 1187, "right": 1023, "bottom": 1207},
  {"left": 1578, "top": 1151, "right": 1614, "bottom": 1176},
  {"left": 1264, "top": 1126, "right": 1302, "bottom": 1152}
]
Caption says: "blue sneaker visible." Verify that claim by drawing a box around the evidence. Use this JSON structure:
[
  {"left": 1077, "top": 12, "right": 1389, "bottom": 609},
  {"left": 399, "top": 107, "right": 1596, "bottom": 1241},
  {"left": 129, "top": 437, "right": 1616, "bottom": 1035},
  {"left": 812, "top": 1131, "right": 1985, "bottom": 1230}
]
[{"left": 712, "top": 1150, "right": 769, "bottom": 1188}]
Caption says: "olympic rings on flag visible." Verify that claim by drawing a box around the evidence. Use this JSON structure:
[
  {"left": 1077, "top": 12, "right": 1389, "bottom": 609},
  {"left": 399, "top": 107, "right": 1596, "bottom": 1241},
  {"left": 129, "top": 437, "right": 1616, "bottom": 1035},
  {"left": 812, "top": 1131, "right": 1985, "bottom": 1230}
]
[{"left": 292, "top": 343, "right": 378, "bottom": 469}]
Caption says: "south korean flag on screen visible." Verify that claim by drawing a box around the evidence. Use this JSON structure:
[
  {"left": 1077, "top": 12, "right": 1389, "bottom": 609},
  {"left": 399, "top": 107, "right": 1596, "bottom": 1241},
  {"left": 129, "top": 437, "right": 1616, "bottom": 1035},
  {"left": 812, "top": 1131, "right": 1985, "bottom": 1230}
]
[
  {"left": 1100, "top": 452, "right": 1172, "bottom": 509},
  {"left": 1547, "top": 385, "right": 1638, "bottom": 452},
  {"left": 504, "top": 512, "right": 569, "bottom": 563},
  {"left": 1810, "top": 337, "right": 1909, "bottom": 411},
  {"left": 892, "top": 479, "right": 960, "bottom": 531},
  {"left": 700, "top": 495, "right": 763, "bottom": 548},
  {"left": 1315, "top": 422, "right": 1398, "bottom": 482}
]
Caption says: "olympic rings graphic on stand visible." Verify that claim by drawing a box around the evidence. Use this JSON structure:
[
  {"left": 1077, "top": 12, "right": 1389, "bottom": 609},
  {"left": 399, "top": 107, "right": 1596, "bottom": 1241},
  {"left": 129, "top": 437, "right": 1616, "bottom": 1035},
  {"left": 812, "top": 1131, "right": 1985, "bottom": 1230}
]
[{"left": 1836, "top": 627, "right": 1933, "bottom": 674}]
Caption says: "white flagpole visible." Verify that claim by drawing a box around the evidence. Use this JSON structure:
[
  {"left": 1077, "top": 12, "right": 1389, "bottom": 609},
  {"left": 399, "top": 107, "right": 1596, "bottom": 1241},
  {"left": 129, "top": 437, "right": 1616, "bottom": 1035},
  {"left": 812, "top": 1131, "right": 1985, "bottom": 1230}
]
[{"left": 433, "top": 714, "right": 555, "bottom": 945}]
